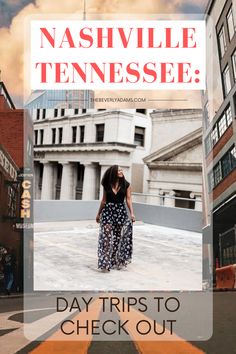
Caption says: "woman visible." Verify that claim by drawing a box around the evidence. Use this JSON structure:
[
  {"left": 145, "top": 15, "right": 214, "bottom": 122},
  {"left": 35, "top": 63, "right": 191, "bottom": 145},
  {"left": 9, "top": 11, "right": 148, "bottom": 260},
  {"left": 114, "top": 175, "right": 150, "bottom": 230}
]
[
  {"left": 3, "top": 247, "right": 15, "bottom": 295},
  {"left": 96, "top": 165, "right": 135, "bottom": 272}
]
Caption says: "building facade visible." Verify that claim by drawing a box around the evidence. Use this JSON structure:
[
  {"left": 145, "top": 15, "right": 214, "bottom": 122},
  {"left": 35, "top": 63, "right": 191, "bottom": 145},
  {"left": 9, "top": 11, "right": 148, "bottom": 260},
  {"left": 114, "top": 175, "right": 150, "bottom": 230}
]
[
  {"left": 0, "top": 144, "right": 19, "bottom": 250},
  {"left": 0, "top": 81, "right": 29, "bottom": 292},
  {"left": 33, "top": 106, "right": 204, "bottom": 210},
  {"left": 144, "top": 109, "right": 203, "bottom": 210},
  {"left": 33, "top": 108, "right": 151, "bottom": 200},
  {"left": 204, "top": 0, "right": 236, "bottom": 266}
]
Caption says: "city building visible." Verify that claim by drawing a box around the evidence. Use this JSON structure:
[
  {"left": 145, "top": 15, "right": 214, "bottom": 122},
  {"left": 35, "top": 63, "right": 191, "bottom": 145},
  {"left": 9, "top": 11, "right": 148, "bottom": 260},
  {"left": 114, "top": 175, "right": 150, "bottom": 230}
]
[
  {"left": 33, "top": 108, "right": 151, "bottom": 200},
  {"left": 144, "top": 109, "right": 203, "bottom": 210},
  {"left": 33, "top": 106, "right": 204, "bottom": 209},
  {"left": 203, "top": 0, "right": 236, "bottom": 267},
  {"left": 0, "top": 81, "right": 32, "bottom": 291},
  {"left": 0, "top": 144, "right": 19, "bottom": 252}
]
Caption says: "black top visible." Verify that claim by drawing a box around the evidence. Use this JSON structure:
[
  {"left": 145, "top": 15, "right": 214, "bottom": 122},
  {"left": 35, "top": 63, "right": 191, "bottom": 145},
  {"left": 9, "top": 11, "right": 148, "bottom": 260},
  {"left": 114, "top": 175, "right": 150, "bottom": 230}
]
[{"left": 105, "top": 180, "right": 130, "bottom": 203}]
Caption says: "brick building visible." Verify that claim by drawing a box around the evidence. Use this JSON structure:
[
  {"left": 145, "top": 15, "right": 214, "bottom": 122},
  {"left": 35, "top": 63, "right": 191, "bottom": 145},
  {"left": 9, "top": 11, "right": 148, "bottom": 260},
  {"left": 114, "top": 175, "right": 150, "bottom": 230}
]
[
  {"left": 0, "top": 81, "right": 33, "bottom": 292},
  {"left": 203, "top": 0, "right": 236, "bottom": 269}
]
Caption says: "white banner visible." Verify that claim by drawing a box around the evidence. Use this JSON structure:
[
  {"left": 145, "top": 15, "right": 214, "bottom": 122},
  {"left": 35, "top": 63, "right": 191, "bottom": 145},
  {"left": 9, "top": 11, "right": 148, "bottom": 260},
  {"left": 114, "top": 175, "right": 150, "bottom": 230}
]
[{"left": 30, "top": 20, "right": 206, "bottom": 90}]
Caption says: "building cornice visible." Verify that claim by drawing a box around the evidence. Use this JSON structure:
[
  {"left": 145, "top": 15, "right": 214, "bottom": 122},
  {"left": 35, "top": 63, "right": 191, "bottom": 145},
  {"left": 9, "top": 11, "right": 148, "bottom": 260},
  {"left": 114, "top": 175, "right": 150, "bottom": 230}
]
[
  {"left": 150, "top": 109, "right": 203, "bottom": 121},
  {"left": 144, "top": 128, "right": 202, "bottom": 164},
  {"left": 33, "top": 109, "right": 143, "bottom": 125},
  {"left": 34, "top": 141, "right": 136, "bottom": 154},
  {"left": 147, "top": 161, "right": 202, "bottom": 171}
]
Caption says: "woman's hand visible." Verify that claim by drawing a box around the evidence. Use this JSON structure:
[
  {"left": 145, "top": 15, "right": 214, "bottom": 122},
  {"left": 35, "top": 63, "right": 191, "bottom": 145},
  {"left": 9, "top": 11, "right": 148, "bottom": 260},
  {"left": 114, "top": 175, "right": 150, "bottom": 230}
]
[
  {"left": 131, "top": 214, "right": 136, "bottom": 223},
  {"left": 96, "top": 214, "right": 100, "bottom": 223}
]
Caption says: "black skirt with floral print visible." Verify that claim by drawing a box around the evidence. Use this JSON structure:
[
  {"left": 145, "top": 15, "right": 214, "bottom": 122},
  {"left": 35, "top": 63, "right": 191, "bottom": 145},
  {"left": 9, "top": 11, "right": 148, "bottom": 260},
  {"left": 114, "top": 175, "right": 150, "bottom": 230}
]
[{"left": 98, "top": 202, "right": 133, "bottom": 270}]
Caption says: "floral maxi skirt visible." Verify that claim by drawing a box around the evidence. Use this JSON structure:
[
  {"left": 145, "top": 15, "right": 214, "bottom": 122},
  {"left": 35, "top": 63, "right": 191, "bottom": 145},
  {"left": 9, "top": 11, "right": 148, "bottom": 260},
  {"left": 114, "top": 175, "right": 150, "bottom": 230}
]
[{"left": 98, "top": 202, "right": 133, "bottom": 270}]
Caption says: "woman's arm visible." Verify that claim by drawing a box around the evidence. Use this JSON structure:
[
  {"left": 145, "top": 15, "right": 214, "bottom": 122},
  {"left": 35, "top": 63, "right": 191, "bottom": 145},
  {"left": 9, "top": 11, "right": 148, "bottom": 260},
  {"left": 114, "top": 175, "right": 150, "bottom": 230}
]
[
  {"left": 126, "top": 186, "right": 135, "bottom": 222},
  {"left": 96, "top": 189, "right": 106, "bottom": 223}
]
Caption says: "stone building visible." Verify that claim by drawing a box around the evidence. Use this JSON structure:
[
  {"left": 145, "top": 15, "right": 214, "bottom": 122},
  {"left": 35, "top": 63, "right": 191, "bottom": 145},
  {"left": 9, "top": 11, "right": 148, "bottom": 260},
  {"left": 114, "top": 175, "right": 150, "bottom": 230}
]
[
  {"left": 33, "top": 106, "right": 204, "bottom": 208},
  {"left": 144, "top": 109, "right": 203, "bottom": 210},
  {"left": 33, "top": 108, "right": 151, "bottom": 200}
]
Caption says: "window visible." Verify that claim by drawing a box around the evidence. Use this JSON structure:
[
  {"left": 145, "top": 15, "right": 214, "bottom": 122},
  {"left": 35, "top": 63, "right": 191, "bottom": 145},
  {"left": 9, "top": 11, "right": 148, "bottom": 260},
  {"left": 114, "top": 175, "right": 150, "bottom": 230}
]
[
  {"left": 54, "top": 109, "right": 58, "bottom": 117},
  {"left": 217, "top": 106, "right": 232, "bottom": 138},
  {"left": 223, "top": 65, "right": 231, "bottom": 96},
  {"left": 40, "top": 129, "right": 44, "bottom": 144},
  {"left": 96, "top": 124, "right": 104, "bottom": 142},
  {"left": 222, "top": 152, "right": 231, "bottom": 177},
  {"left": 36, "top": 109, "right": 40, "bottom": 120},
  {"left": 222, "top": 145, "right": 236, "bottom": 177},
  {"left": 72, "top": 126, "right": 77, "bottom": 143},
  {"left": 61, "top": 108, "right": 65, "bottom": 116},
  {"left": 82, "top": 109, "right": 86, "bottom": 114},
  {"left": 213, "top": 163, "right": 222, "bottom": 186},
  {"left": 80, "top": 125, "right": 85, "bottom": 143},
  {"left": 209, "top": 105, "right": 232, "bottom": 149},
  {"left": 52, "top": 128, "right": 56, "bottom": 144},
  {"left": 211, "top": 126, "right": 219, "bottom": 145},
  {"left": 58, "top": 127, "right": 63, "bottom": 144},
  {"left": 209, "top": 145, "right": 236, "bottom": 190},
  {"left": 136, "top": 109, "right": 146, "bottom": 114},
  {"left": 74, "top": 108, "right": 79, "bottom": 115},
  {"left": 218, "top": 114, "right": 227, "bottom": 137},
  {"left": 225, "top": 105, "right": 232, "bottom": 125},
  {"left": 42, "top": 109, "right": 46, "bottom": 119},
  {"left": 34, "top": 130, "right": 38, "bottom": 145},
  {"left": 134, "top": 126, "right": 145, "bottom": 146},
  {"left": 227, "top": 6, "right": 236, "bottom": 41},
  {"left": 218, "top": 26, "right": 227, "bottom": 58}
]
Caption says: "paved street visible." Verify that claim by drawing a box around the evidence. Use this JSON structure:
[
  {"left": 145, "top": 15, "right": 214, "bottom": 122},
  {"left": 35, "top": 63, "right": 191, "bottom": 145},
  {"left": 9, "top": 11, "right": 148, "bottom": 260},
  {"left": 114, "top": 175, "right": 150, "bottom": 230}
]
[
  {"left": 0, "top": 292, "right": 235, "bottom": 353},
  {"left": 34, "top": 221, "right": 202, "bottom": 291}
]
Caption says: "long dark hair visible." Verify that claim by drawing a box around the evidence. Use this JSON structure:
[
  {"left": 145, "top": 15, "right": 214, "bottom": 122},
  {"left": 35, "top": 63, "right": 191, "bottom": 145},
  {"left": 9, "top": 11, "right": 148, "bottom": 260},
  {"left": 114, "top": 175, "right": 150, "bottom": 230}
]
[{"left": 101, "top": 165, "right": 126, "bottom": 191}]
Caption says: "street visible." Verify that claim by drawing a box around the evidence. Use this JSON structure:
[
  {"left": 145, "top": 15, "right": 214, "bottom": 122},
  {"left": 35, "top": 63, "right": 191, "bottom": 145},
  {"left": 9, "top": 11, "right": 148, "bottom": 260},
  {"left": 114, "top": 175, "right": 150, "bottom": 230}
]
[{"left": 0, "top": 292, "right": 235, "bottom": 354}]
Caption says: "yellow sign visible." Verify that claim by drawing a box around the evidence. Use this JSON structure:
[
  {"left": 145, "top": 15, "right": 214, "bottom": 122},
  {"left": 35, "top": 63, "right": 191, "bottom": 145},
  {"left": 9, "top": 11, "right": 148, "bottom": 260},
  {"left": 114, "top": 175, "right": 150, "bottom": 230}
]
[{"left": 20, "top": 180, "right": 31, "bottom": 218}]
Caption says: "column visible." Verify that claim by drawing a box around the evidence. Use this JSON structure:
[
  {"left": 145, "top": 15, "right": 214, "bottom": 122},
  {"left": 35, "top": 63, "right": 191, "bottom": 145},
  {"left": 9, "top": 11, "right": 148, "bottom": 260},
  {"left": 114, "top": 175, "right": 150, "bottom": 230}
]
[
  {"left": 99, "top": 165, "right": 109, "bottom": 199},
  {"left": 82, "top": 163, "right": 97, "bottom": 200},
  {"left": 41, "top": 161, "right": 54, "bottom": 200},
  {"left": 60, "top": 162, "right": 74, "bottom": 200},
  {"left": 164, "top": 190, "right": 176, "bottom": 207}
]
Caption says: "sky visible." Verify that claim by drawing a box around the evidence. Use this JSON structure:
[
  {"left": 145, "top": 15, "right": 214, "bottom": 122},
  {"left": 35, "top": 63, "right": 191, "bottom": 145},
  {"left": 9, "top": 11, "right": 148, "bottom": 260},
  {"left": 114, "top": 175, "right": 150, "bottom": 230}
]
[{"left": 0, "top": 0, "right": 208, "bottom": 107}]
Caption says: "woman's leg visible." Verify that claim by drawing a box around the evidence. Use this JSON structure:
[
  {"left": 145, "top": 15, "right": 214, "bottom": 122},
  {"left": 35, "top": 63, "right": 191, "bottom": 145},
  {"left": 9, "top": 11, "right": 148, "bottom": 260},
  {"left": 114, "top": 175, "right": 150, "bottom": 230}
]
[
  {"left": 111, "top": 225, "right": 122, "bottom": 268},
  {"left": 117, "top": 220, "right": 133, "bottom": 268},
  {"left": 98, "top": 223, "right": 113, "bottom": 270}
]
